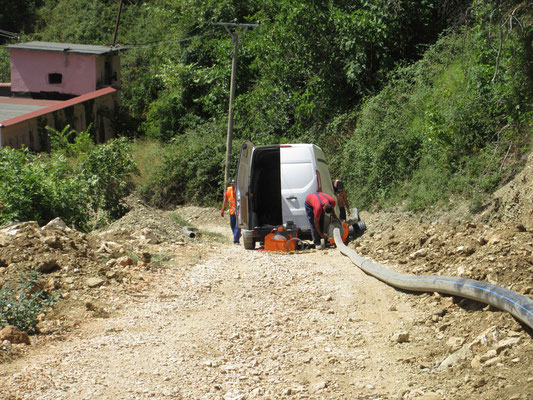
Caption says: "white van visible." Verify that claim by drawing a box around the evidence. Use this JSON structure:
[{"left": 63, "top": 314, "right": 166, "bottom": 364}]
[{"left": 236, "top": 141, "right": 338, "bottom": 250}]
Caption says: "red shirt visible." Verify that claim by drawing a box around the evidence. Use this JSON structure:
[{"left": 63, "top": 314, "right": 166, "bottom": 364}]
[{"left": 305, "top": 192, "right": 336, "bottom": 220}]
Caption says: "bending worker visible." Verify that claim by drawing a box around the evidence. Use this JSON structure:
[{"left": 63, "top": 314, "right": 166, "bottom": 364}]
[
  {"left": 333, "top": 179, "right": 350, "bottom": 220},
  {"left": 304, "top": 191, "right": 337, "bottom": 248},
  {"left": 221, "top": 179, "right": 241, "bottom": 244}
]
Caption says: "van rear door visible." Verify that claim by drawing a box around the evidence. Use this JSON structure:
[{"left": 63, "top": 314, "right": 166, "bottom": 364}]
[
  {"left": 280, "top": 145, "right": 316, "bottom": 231},
  {"left": 313, "top": 145, "right": 338, "bottom": 215},
  {"left": 236, "top": 140, "right": 253, "bottom": 229}
]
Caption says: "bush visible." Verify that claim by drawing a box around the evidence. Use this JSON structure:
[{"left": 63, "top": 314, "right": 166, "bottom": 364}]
[
  {"left": 138, "top": 121, "right": 228, "bottom": 207},
  {"left": 0, "top": 271, "right": 59, "bottom": 334},
  {"left": 339, "top": 15, "right": 533, "bottom": 211},
  {"left": 0, "top": 131, "right": 138, "bottom": 231}
]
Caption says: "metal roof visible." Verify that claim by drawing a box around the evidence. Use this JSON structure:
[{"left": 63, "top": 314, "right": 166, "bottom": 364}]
[
  {"left": 0, "top": 97, "right": 62, "bottom": 123},
  {"left": 5, "top": 41, "right": 125, "bottom": 55}
]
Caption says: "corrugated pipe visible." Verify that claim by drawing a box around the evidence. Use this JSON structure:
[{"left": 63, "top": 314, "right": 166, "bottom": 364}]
[
  {"left": 182, "top": 226, "right": 197, "bottom": 238},
  {"left": 333, "top": 229, "right": 533, "bottom": 330}
]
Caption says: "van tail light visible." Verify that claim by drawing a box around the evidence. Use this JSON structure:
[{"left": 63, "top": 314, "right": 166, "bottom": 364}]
[{"left": 280, "top": 145, "right": 292, "bottom": 148}]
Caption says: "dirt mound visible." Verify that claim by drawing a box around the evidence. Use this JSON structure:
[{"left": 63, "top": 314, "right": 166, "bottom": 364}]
[
  {"left": 481, "top": 151, "right": 533, "bottom": 229},
  {"left": 0, "top": 219, "right": 98, "bottom": 289}
]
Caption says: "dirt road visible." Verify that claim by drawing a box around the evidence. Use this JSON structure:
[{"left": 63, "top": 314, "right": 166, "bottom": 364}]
[{"left": 1, "top": 202, "right": 532, "bottom": 400}]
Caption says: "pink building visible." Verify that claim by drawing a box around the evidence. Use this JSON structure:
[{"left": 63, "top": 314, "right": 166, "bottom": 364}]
[{"left": 0, "top": 41, "right": 124, "bottom": 151}]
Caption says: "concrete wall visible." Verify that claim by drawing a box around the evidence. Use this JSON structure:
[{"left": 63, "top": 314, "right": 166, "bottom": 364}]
[
  {"left": 0, "top": 87, "right": 119, "bottom": 151},
  {"left": 9, "top": 50, "right": 121, "bottom": 96}
]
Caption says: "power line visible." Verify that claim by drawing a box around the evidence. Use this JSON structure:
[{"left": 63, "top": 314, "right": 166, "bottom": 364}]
[
  {"left": 119, "top": 29, "right": 214, "bottom": 50},
  {"left": 0, "top": 29, "right": 20, "bottom": 41}
]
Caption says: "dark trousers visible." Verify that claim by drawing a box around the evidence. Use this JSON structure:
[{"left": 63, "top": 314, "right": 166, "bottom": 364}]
[
  {"left": 229, "top": 213, "right": 241, "bottom": 244},
  {"left": 339, "top": 206, "right": 346, "bottom": 221},
  {"left": 305, "top": 202, "right": 322, "bottom": 245}
]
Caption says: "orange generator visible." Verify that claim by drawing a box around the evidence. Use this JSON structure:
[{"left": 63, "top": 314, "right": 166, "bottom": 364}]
[{"left": 263, "top": 226, "right": 298, "bottom": 252}]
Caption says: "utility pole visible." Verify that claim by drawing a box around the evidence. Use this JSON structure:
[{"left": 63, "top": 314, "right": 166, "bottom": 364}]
[
  {"left": 111, "top": 0, "right": 124, "bottom": 47},
  {"left": 212, "top": 19, "right": 260, "bottom": 190}
]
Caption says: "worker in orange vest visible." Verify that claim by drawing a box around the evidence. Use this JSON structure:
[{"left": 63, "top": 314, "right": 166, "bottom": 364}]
[{"left": 221, "top": 179, "right": 241, "bottom": 244}]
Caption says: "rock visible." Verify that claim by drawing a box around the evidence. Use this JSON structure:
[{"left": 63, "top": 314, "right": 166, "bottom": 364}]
[
  {"left": 472, "top": 377, "right": 487, "bottom": 388},
  {"left": 0, "top": 325, "right": 31, "bottom": 345},
  {"left": 223, "top": 392, "right": 245, "bottom": 400},
  {"left": 141, "top": 252, "right": 152, "bottom": 263},
  {"left": 311, "top": 380, "right": 328, "bottom": 391},
  {"left": 391, "top": 332, "right": 410, "bottom": 343},
  {"left": 116, "top": 256, "right": 134, "bottom": 267},
  {"left": 35, "top": 256, "right": 60, "bottom": 273},
  {"left": 86, "top": 277, "right": 106, "bottom": 288},
  {"left": 483, "top": 356, "right": 501, "bottom": 366},
  {"left": 455, "top": 245, "right": 475, "bottom": 256},
  {"left": 437, "top": 345, "right": 471, "bottom": 370},
  {"left": 409, "top": 248, "right": 428, "bottom": 259},
  {"left": 43, "top": 217, "right": 68, "bottom": 231},
  {"left": 419, "top": 393, "right": 442, "bottom": 400},
  {"left": 495, "top": 337, "right": 520, "bottom": 353},
  {"left": 480, "top": 349, "right": 497, "bottom": 362},
  {"left": 471, "top": 356, "right": 482, "bottom": 368},
  {"left": 471, "top": 326, "right": 501, "bottom": 347},
  {"left": 446, "top": 337, "right": 465, "bottom": 351},
  {"left": 42, "top": 235, "right": 62, "bottom": 249},
  {"left": 139, "top": 228, "right": 159, "bottom": 244}
]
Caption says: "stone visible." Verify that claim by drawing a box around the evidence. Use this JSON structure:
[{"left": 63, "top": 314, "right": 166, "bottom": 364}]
[
  {"left": 42, "top": 235, "right": 62, "bottom": 249},
  {"left": 391, "top": 332, "right": 410, "bottom": 343},
  {"left": 438, "top": 345, "right": 471, "bottom": 370},
  {"left": 43, "top": 217, "right": 68, "bottom": 231},
  {"left": 409, "top": 248, "right": 428, "bottom": 259},
  {"left": 480, "top": 349, "right": 497, "bottom": 362},
  {"left": 311, "top": 380, "right": 328, "bottom": 391},
  {"left": 86, "top": 277, "right": 106, "bottom": 288},
  {"left": 419, "top": 393, "right": 442, "bottom": 400},
  {"left": 446, "top": 337, "right": 465, "bottom": 351},
  {"left": 456, "top": 245, "right": 475, "bottom": 256},
  {"left": 116, "top": 256, "right": 134, "bottom": 267},
  {"left": 471, "top": 355, "right": 482, "bottom": 368},
  {"left": 139, "top": 229, "right": 159, "bottom": 244},
  {"left": 495, "top": 337, "right": 520, "bottom": 353},
  {"left": 0, "top": 325, "right": 31, "bottom": 345},
  {"left": 483, "top": 356, "right": 501, "bottom": 366},
  {"left": 35, "top": 256, "right": 60, "bottom": 273}
]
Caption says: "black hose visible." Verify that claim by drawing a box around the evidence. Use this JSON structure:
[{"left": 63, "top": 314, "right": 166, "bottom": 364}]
[
  {"left": 333, "top": 228, "right": 533, "bottom": 330},
  {"left": 286, "top": 237, "right": 304, "bottom": 252}
]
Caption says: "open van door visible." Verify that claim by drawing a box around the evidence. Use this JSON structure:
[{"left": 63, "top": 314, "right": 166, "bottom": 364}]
[
  {"left": 280, "top": 145, "right": 316, "bottom": 231},
  {"left": 236, "top": 140, "right": 253, "bottom": 229}
]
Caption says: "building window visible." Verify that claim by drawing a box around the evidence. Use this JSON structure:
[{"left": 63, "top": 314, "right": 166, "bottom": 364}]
[{"left": 48, "top": 73, "right": 63, "bottom": 84}]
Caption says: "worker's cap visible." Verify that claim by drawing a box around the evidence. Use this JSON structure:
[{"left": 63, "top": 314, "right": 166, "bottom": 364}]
[
  {"left": 324, "top": 203, "right": 333, "bottom": 214},
  {"left": 230, "top": 179, "right": 236, "bottom": 184}
]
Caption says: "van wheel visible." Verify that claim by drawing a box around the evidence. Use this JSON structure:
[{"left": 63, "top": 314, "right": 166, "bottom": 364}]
[{"left": 243, "top": 237, "right": 255, "bottom": 250}]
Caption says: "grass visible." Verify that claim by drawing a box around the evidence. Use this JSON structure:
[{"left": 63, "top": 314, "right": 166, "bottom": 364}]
[{"left": 170, "top": 212, "right": 190, "bottom": 227}]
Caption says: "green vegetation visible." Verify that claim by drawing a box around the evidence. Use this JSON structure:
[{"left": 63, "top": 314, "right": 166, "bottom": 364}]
[
  {"left": 0, "top": 0, "right": 531, "bottom": 224},
  {"left": 0, "top": 126, "right": 138, "bottom": 231},
  {"left": 0, "top": 271, "right": 59, "bottom": 334}
]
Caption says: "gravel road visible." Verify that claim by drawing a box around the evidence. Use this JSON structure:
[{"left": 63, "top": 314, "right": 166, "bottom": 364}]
[{"left": 1, "top": 205, "right": 531, "bottom": 400}]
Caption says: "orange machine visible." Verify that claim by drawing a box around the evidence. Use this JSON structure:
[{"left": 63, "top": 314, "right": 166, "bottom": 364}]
[{"left": 263, "top": 226, "right": 298, "bottom": 252}]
